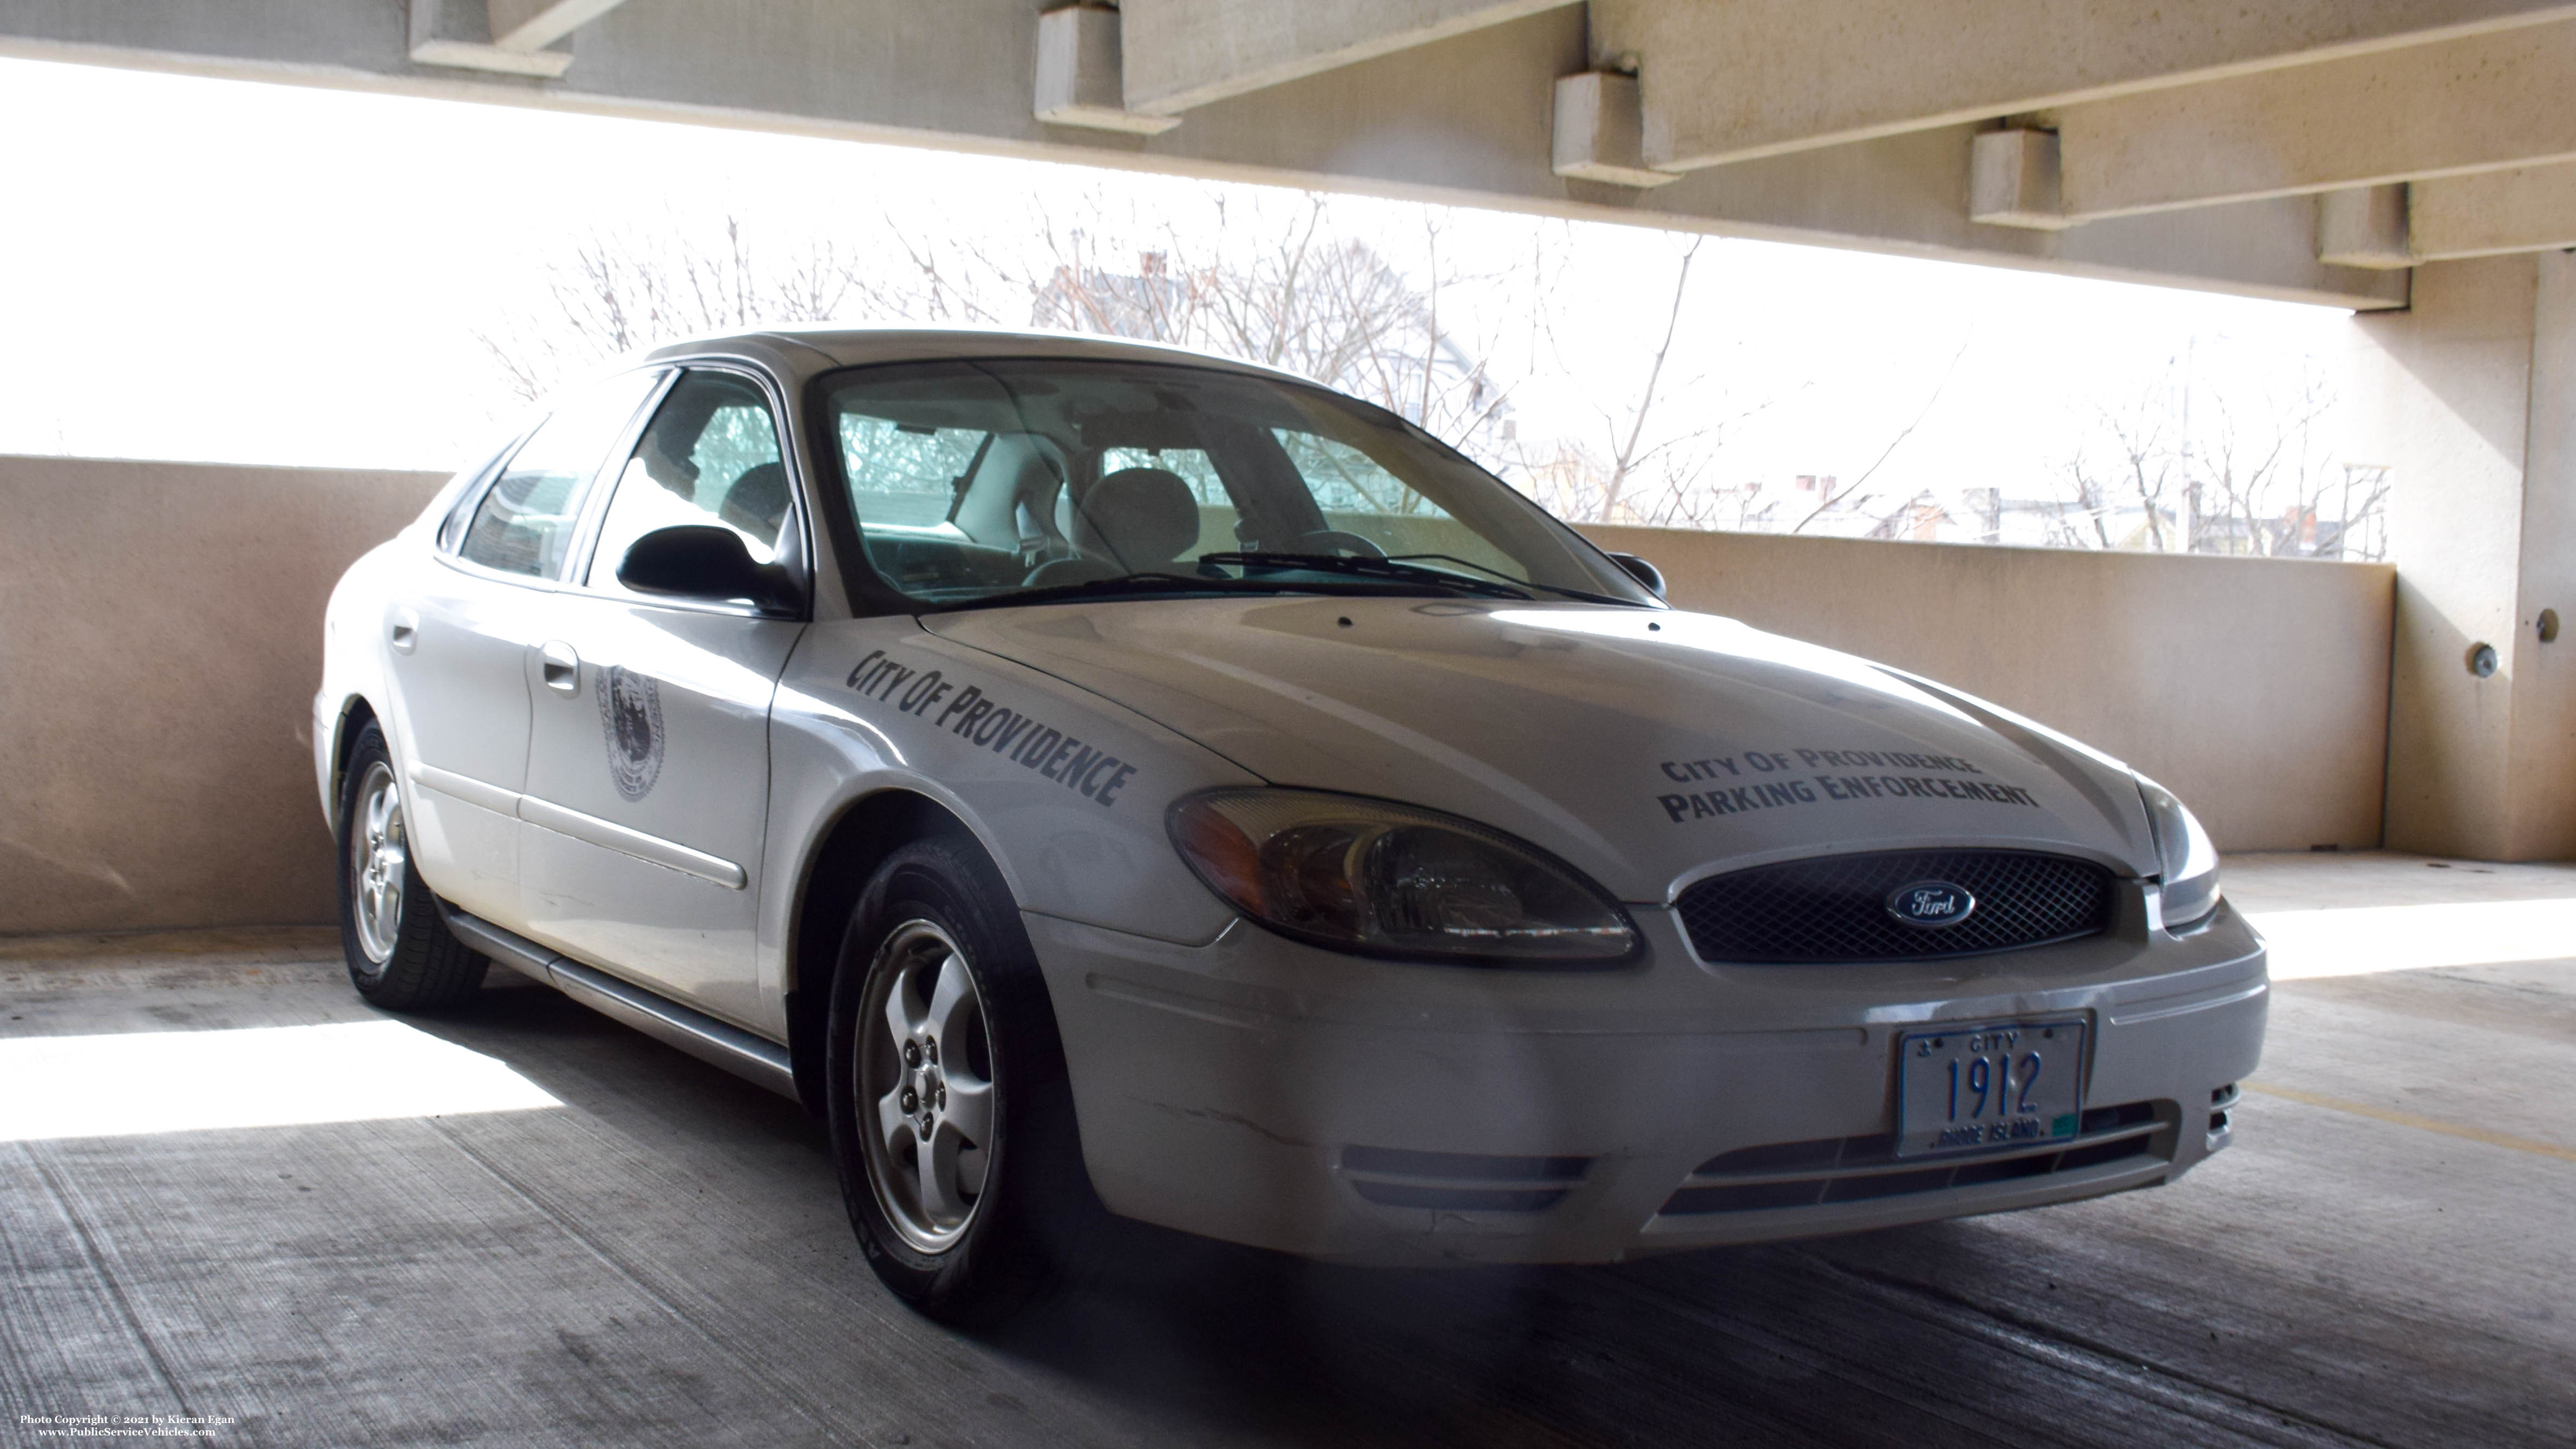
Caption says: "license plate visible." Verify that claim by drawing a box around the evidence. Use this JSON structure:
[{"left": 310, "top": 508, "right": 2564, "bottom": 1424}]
[{"left": 1895, "top": 1019, "right": 2087, "bottom": 1158}]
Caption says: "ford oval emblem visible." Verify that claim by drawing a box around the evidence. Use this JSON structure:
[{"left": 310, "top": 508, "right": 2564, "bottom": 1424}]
[{"left": 1887, "top": 880, "right": 1976, "bottom": 929}]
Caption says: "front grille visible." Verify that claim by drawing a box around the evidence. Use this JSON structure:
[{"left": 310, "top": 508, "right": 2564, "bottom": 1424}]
[
  {"left": 1340, "top": 1145, "right": 1591, "bottom": 1212},
  {"left": 1659, "top": 1101, "right": 2169, "bottom": 1216},
  {"left": 1674, "top": 849, "right": 2114, "bottom": 963}
]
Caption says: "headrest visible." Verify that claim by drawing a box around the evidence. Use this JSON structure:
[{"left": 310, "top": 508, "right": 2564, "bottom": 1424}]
[
  {"left": 953, "top": 433, "right": 1070, "bottom": 547},
  {"left": 717, "top": 462, "right": 789, "bottom": 544},
  {"left": 1062, "top": 467, "right": 1200, "bottom": 568},
  {"left": 983, "top": 433, "right": 1069, "bottom": 498}
]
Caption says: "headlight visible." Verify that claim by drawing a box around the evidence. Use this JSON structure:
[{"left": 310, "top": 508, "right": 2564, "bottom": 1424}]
[
  {"left": 2136, "top": 776, "right": 2221, "bottom": 931},
  {"left": 1168, "top": 789, "right": 1639, "bottom": 966}
]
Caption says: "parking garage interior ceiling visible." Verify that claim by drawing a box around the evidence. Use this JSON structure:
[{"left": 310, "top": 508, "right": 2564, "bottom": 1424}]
[{"left": 8, "top": 2, "right": 2576, "bottom": 309}]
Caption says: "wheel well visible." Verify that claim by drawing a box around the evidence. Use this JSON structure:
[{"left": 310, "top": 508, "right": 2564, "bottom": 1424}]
[
  {"left": 786, "top": 789, "right": 983, "bottom": 1118},
  {"left": 330, "top": 697, "right": 379, "bottom": 831}
]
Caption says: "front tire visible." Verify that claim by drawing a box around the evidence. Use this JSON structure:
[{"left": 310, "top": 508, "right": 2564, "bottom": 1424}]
[
  {"left": 827, "top": 837, "right": 1104, "bottom": 1321},
  {"left": 335, "top": 722, "right": 487, "bottom": 1011}
]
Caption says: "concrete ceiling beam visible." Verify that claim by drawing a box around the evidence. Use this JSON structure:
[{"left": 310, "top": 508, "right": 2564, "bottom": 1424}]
[
  {"left": 488, "top": 0, "right": 629, "bottom": 55},
  {"left": 0, "top": 0, "right": 2409, "bottom": 311},
  {"left": 1119, "top": 0, "right": 1577, "bottom": 116},
  {"left": 2317, "top": 165, "right": 2576, "bottom": 267},
  {"left": 2049, "top": 19, "right": 2576, "bottom": 223},
  {"left": 2318, "top": 185, "right": 2416, "bottom": 269},
  {"left": 1035, "top": 6, "right": 1181, "bottom": 134},
  {"left": 1593, "top": 0, "right": 2576, "bottom": 172},
  {"left": 1552, "top": 71, "right": 1678, "bottom": 188},
  {"left": 409, "top": 0, "right": 633, "bottom": 77},
  {"left": 1969, "top": 129, "right": 2072, "bottom": 231},
  {"left": 2414, "top": 162, "right": 2576, "bottom": 259}
]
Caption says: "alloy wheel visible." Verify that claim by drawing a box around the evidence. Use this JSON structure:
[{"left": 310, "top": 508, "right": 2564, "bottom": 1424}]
[
  {"left": 349, "top": 761, "right": 408, "bottom": 966},
  {"left": 857, "top": 919, "right": 998, "bottom": 1253}
]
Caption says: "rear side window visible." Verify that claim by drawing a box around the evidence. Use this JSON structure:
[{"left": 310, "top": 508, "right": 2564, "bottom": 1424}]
[
  {"left": 586, "top": 370, "right": 790, "bottom": 592},
  {"left": 458, "top": 371, "right": 663, "bottom": 577}
]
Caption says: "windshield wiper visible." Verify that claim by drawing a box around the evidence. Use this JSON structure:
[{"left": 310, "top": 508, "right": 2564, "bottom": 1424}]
[
  {"left": 918, "top": 569, "right": 1449, "bottom": 613},
  {"left": 919, "top": 572, "right": 1280, "bottom": 612},
  {"left": 919, "top": 551, "right": 1633, "bottom": 614},
  {"left": 1378, "top": 553, "right": 1646, "bottom": 607},
  {"left": 1198, "top": 551, "right": 1535, "bottom": 601}
]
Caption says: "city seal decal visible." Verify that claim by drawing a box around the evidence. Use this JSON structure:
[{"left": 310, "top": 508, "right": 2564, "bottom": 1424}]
[
  {"left": 1886, "top": 880, "right": 1976, "bottom": 929},
  {"left": 596, "top": 665, "right": 665, "bottom": 801}
]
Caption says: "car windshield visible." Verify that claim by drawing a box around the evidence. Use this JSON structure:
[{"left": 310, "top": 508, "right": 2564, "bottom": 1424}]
[{"left": 814, "top": 357, "right": 1657, "bottom": 611}]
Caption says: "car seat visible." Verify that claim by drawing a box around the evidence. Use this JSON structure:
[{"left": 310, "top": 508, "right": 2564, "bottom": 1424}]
[
  {"left": 1025, "top": 468, "right": 1200, "bottom": 587},
  {"left": 953, "top": 434, "right": 1075, "bottom": 564}
]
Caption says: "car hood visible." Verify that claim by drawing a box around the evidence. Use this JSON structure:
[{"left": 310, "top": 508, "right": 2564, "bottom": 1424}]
[{"left": 921, "top": 596, "right": 2156, "bottom": 902}]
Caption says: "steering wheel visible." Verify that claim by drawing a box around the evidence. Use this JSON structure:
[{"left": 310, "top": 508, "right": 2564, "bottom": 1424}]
[{"left": 1271, "top": 529, "right": 1386, "bottom": 559}]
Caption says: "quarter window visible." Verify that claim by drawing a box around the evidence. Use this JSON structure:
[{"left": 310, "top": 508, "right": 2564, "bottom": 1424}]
[
  {"left": 459, "top": 371, "right": 663, "bottom": 578},
  {"left": 587, "top": 371, "right": 791, "bottom": 592}
]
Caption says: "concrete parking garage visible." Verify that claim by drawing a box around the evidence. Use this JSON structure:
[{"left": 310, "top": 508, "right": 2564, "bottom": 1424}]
[
  {"left": 5, "top": 2, "right": 2575, "bottom": 1445},
  {"left": 3, "top": 852, "right": 2567, "bottom": 1448}
]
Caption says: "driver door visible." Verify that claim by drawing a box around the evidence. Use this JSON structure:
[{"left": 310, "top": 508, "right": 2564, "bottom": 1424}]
[{"left": 511, "top": 368, "right": 808, "bottom": 1029}]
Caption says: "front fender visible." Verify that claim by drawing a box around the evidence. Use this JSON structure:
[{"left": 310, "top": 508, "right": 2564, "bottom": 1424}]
[{"left": 759, "top": 619, "right": 1264, "bottom": 1018}]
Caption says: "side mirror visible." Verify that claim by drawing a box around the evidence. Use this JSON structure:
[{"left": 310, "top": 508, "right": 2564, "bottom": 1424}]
[
  {"left": 618, "top": 525, "right": 796, "bottom": 612},
  {"left": 1608, "top": 551, "right": 1666, "bottom": 599}
]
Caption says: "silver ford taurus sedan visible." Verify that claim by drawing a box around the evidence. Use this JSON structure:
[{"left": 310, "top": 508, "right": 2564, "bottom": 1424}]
[{"left": 316, "top": 328, "right": 2265, "bottom": 1318}]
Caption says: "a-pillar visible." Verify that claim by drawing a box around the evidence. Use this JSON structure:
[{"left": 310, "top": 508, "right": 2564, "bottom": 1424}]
[{"left": 2351, "top": 251, "right": 2576, "bottom": 860}]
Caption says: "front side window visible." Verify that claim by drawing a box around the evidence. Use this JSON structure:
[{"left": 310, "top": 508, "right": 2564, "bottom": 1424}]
[
  {"left": 459, "top": 371, "right": 663, "bottom": 578},
  {"left": 586, "top": 370, "right": 790, "bottom": 594},
  {"left": 815, "top": 359, "right": 1654, "bottom": 611}
]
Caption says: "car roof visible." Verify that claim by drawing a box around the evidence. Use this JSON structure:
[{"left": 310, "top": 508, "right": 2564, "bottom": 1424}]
[{"left": 637, "top": 325, "right": 1325, "bottom": 391}]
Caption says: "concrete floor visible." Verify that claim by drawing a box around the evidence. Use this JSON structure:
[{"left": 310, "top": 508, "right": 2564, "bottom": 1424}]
[{"left": 1, "top": 853, "right": 2568, "bottom": 1448}]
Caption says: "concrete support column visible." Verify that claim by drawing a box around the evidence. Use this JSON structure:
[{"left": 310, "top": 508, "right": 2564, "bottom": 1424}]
[{"left": 2356, "top": 252, "right": 2576, "bottom": 858}]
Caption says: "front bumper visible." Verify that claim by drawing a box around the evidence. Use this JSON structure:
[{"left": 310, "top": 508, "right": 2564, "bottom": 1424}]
[{"left": 1029, "top": 898, "right": 2266, "bottom": 1265}]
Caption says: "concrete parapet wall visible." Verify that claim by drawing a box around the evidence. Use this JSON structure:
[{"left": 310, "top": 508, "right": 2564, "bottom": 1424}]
[
  {"left": 0, "top": 457, "right": 449, "bottom": 937},
  {"left": 0, "top": 456, "right": 2394, "bottom": 936},
  {"left": 1583, "top": 524, "right": 2396, "bottom": 856}
]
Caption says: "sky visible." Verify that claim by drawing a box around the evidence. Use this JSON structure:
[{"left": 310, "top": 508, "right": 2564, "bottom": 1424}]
[{"left": 0, "top": 54, "right": 2352, "bottom": 506}]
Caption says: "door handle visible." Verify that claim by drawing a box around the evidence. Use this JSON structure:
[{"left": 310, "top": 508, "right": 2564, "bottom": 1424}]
[
  {"left": 388, "top": 610, "right": 419, "bottom": 654},
  {"left": 539, "top": 641, "right": 581, "bottom": 695}
]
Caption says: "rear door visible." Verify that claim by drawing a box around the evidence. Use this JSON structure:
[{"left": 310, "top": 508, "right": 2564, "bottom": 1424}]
[
  {"left": 382, "top": 370, "right": 665, "bottom": 923},
  {"left": 510, "top": 367, "right": 808, "bottom": 1028}
]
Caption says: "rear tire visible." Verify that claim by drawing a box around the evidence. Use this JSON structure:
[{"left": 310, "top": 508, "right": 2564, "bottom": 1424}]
[
  {"left": 827, "top": 836, "right": 1106, "bottom": 1322},
  {"left": 335, "top": 722, "right": 487, "bottom": 1011}
]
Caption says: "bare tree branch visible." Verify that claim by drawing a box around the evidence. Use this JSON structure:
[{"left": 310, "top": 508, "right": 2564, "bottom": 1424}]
[{"left": 1790, "top": 342, "right": 1967, "bottom": 534}]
